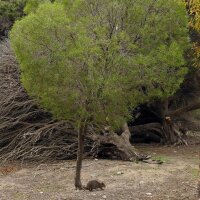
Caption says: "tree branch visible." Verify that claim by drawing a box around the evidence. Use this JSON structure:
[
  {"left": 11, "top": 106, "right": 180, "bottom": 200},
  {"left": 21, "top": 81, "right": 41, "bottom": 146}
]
[{"left": 168, "top": 101, "right": 200, "bottom": 117}]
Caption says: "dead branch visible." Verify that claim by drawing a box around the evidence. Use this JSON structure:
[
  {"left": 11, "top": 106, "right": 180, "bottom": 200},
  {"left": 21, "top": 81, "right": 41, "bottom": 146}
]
[{"left": 168, "top": 101, "right": 200, "bottom": 117}]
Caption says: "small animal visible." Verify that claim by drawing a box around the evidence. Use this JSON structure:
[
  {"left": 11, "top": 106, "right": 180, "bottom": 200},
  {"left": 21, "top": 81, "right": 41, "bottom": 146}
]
[
  {"left": 0, "top": 166, "right": 18, "bottom": 175},
  {"left": 84, "top": 180, "right": 106, "bottom": 191}
]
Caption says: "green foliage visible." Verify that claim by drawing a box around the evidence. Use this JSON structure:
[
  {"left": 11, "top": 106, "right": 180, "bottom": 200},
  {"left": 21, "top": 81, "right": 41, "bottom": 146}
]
[
  {"left": 0, "top": 0, "right": 26, "bottom": 36},
  {"left": 188, "top": 0, "right": 200, "bottom": 67},
  {"left": 10, "top": 0, "right": 190, "bottom": 130},
  {"left": 24, "top": 0, "right": 54, "bottom": 14},
  {"left": 0, "top": 0, "right": 26, "bottom": 19}
]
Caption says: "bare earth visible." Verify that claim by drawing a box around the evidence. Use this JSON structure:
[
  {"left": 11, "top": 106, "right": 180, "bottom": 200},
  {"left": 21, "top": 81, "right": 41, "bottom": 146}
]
[{"left": 0, "top": 144, "right": 199, "bottom": 200}]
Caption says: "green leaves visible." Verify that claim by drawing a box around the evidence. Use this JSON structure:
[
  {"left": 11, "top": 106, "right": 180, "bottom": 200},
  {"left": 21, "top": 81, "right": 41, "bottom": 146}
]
[
  {"left": 24, "top": 0, "right": 55, "bottom": 14},
  {"left": 0, "top": 0, "right": 27, "bottom": 36},
  {"left": 10, "top": 0, "right": 190, "bottom": 130}
]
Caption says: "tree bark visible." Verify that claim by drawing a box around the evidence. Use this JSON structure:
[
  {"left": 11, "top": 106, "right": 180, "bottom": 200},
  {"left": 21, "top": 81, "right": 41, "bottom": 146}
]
[
  {"left": 74, "top": 123, "right": 86, "bottom": 190},
  {"left": 162, "top": 117, "right": 177, "bottom": 144},
  {"left": 91, "top": 123, "right": 139, "bottom": 161},
  {"left": 116, "top": 123, "right": 139, "bottom": 160}
]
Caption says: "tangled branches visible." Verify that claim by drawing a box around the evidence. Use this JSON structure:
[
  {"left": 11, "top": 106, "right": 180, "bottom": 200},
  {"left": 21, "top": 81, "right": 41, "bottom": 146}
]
[{"left": 0, "top": 40, "right": 82, "bottom": 161}]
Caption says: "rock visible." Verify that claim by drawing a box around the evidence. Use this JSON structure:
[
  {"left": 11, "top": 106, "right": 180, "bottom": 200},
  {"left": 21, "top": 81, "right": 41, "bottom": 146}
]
[
  {"left": 117, "top": 171, "right": 124, "bottom": 175},
  {"left": 146, "top": 193, "right": 152, "bottom": 196},
  {"left": 102, "top": 195, "right": 107, "bottom": 199},
  {"left": 139, "top": 181, "right": 144, "bottom": 184},
  {"left": 60, "top": 167, "right": 65, "bottom": 170}
]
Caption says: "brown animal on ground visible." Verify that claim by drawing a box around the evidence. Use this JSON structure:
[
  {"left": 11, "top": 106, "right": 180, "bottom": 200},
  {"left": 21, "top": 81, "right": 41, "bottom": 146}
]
[
  {"left": 0, "top": 166, "right": 18, "bottom": 175},
  {"left": 84, "top": 180, "right": 106, "bottom": 191}
]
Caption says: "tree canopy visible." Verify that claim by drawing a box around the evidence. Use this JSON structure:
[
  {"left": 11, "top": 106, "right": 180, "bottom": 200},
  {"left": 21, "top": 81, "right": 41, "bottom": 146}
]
[
  {"left": 11, "top": 2, "right": 132, "bottom": 129},
  {"left": 10, "top": 0, "right": 190, "bottom": 129}
]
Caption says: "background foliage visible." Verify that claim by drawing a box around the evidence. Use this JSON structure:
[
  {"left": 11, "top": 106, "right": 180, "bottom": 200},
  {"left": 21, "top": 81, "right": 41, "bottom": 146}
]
[{"left": 0, "top": 0, "right": 27, "bottom": 37}]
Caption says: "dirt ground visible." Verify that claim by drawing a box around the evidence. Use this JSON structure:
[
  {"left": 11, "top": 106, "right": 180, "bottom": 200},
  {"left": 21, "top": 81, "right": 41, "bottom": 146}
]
[{"left": 0, "top": 140, "right": 199, "bottom": 200}]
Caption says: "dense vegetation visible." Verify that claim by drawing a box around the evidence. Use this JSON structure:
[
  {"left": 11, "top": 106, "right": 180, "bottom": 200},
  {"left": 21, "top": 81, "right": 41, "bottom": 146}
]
[
  {"left": 0, "top": 0, "right": 199, "bottom": 191},
  {"left": 0, "top": 0, "right": 27, "bottom": 37},
  {"left": 9, "top": 0, "right": 191, "bottom": 188},
  {"left": 10, "top": 0, "right": 190, "bottom": 122}
]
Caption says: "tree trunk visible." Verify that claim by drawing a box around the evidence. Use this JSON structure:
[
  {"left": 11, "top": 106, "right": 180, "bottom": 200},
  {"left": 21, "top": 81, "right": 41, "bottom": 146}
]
[
  {"left": 162, "top": 117, "right": 177, "bottom": 144},
  {"left": 115, "top": 123, "right": 139, "bottom": 160},
  {"left": 163, "top": 117, "right": 188, "bottom": 145},
  {"left": 74, "top": 123, "right": 86, "bottom": 190},
  {"left": 91, "top": 123, "right": 139, "bottom": 161}
]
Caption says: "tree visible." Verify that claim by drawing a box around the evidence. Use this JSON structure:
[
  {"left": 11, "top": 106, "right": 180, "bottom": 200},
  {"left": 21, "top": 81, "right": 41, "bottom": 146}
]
[
  {"left": 10, "top": 2, "right": 133, "bottom": 189},
  {"left": 10, "top": 0, "right": 189, "bottom": 188}
]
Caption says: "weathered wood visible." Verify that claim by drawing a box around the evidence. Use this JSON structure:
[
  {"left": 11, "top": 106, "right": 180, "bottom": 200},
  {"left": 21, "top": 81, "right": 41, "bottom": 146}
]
[{"left": 90, "top": 123, "right": 139, "bottom": 161}]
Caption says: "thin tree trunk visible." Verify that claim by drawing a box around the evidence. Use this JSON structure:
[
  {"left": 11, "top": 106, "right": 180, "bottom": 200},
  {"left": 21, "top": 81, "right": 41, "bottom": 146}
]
[{"left": 74, "top": 123, "right": 86, "bottom": 190}]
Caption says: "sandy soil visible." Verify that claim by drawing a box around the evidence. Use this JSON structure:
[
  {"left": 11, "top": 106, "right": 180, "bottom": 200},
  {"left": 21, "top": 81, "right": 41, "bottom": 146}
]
[{"left": 0, "top": 144, "right": 199, "bottom": 200}]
